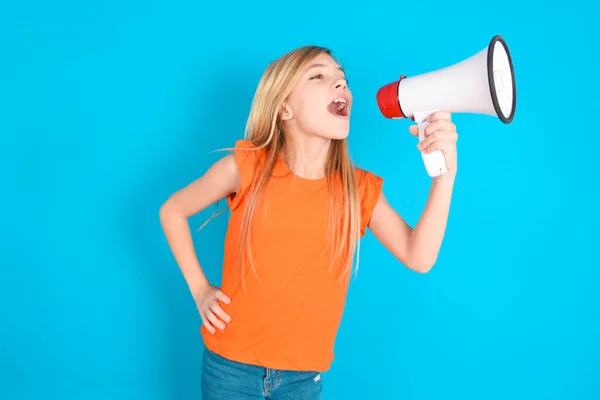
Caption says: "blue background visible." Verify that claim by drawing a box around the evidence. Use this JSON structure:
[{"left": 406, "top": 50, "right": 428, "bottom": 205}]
[{"left": 1, "top": 0, "right": 598, "bottom": 399}]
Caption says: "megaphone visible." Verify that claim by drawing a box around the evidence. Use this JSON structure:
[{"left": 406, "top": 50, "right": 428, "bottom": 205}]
[{"left": 376, "top": 35, "right": 516, "bottom": 177}]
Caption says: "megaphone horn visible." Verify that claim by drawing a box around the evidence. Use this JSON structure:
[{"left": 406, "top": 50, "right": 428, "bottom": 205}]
[{"left": 376, "top": 35, "right": 517, "bottom": 177}]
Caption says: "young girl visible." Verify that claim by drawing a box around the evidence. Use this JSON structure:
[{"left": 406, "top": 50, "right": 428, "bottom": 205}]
[{"left": 159, "top": 45, "right": 458, "bottom": 399}]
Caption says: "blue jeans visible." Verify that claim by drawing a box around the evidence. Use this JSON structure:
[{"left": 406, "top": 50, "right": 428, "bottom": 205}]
[{"left": 201, "top": 347, "right": 323, "bottom": 400}]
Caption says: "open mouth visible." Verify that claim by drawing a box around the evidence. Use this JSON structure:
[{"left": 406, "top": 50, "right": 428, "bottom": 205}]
[{"left": 327, "top": 97, "right": 349, "bottom": 118}]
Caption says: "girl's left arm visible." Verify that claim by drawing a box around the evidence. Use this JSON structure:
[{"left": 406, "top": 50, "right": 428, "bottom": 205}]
[{"left": 368, "top": 111, "right": 458, "bottom": 273}]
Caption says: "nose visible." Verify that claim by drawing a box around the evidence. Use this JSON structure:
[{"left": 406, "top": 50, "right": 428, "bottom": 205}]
[{"left": 334, "top": 77, "right": 347, "bottom": 90}]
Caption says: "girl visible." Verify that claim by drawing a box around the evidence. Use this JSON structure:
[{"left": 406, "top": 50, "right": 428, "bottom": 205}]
[{"left": 159, "top": 45, "right": 458, "bottom": 399}]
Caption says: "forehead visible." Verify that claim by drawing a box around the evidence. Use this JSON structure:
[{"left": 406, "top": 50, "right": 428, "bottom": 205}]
[{"left": 303, "top": 53, "right": 344, "bottom": 74}]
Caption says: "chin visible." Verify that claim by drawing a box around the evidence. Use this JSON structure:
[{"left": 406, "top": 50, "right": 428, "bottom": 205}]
[
  {"left": 328, "top": 130, "right": 350, "bottom": 140},
  {"left": 322, "top": 114, "right": 350, "bottom": 140},
  {"left": 314, "top": 127, "right": 349, "bottom": 141}
]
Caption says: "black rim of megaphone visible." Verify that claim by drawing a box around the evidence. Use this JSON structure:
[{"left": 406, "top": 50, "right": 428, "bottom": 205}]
[{"left": 487, "top": 35, "right": 516, "bottom": 124}]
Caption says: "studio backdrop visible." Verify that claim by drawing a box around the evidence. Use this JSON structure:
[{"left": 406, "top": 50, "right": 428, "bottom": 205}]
[{"left": 1, "top": 0, "right": 598, "bottom": 399}]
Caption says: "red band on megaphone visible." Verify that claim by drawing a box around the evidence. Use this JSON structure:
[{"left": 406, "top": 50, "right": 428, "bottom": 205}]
[{"left": 376, "top": 75, "right": 407, "bottom": 119}]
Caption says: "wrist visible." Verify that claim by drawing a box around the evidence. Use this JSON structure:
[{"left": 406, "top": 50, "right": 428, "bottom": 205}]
[
  {"left": 436, "top": 168, "right": 457, "bottom": 180},
  {"left": 445, "top": 167, "right": 457, "bottom": 176},
  {"left": 191, "top": 279, "right": 211, "bottom": 301}
]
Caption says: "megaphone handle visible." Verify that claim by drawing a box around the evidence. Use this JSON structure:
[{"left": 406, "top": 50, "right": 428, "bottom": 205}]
[{"left": 414, "top": 110, "right": 448, "bottom": 178}]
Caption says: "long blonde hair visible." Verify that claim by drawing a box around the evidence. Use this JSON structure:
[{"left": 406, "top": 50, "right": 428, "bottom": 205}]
[{"left": 206, "top": 46, "right": 363, "bottom": 287}]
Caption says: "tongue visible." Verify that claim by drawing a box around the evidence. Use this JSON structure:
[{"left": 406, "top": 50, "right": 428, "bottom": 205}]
[{"left": 328, "top": 102, "right": 342, "bottom": 115}]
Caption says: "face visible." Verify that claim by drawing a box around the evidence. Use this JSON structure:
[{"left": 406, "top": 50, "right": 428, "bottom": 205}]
[{"left": 281, "top": 53, "right": 352, "bottom": 140}]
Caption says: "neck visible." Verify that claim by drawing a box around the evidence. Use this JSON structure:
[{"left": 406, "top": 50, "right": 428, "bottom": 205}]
[{"left": 283, "top": 134, "right": 331, "bottom": 180}]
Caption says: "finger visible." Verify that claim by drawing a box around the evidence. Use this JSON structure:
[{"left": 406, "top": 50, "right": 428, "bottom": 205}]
[
  {"left": 201, "top": 315, "right": 216, "bottom": 334},
  {"left": 408, "top": 125, "right": 418, "bottom": 137},
  {"left": 421, "top": 141, "right": 444, "bottom": 154},
  {"left": 422, "top": 140, "right": 455, "bottom": 155},
  {"left": 427, "top": 110, "right": 452, "bottom": 122},
  {"left": 215, "top": 290, "right": 231, "bottom": 305},
  {"left": 418, "top": 131, "right": 442, "bottom": 150},
  {"left": 210, "top": 302, "right": 231, "bottom": 323},
  {"left": 424, "top": 120, "right": 455, "bottom": 137},
  {"left": 206, "top": 310, "right": 226, "bottom": 331},
  {"left": 418, "top": 131, "right": 457, "bottom": 150}
]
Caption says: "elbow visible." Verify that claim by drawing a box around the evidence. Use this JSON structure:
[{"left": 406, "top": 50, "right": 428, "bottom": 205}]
[
  {"left": 159, "top": 203, "right": 169, "bottom": 225},
  {"left": 405, "top": 235, "right": 439, "bottom": 274},
  {"left": 414, "top": 262, "right": 435, "bottom": 274},
  {"left": 160, "top": 197, "right": 191, "bottom": 225},
  {"left": 407, "top": 256, "right": 437, "bottom": 274},
  {"left": 159, "top": 198, "right": 178, "bottom": 223}
]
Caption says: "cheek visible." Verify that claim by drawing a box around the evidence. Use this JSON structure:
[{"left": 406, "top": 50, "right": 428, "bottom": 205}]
[
  {"left": 294, "top": 99, "right": 325, "bottom": 123},
  {"left": 304, "top": 94, "right": 327, "bottom": 116}
]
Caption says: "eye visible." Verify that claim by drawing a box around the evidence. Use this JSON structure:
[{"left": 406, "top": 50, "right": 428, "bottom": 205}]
[{"left": 310, "top": 74, "right": 324, "bottom": 80}]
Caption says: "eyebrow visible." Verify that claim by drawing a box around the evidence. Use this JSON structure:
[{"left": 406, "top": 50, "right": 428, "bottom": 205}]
[{"left": 306, "top": 63, "right": 346, "bottom": 75}]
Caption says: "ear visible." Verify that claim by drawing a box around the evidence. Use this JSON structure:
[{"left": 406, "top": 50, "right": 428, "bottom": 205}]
[{"left": 281, "top": 103, "right": 293, "bottom": 120}]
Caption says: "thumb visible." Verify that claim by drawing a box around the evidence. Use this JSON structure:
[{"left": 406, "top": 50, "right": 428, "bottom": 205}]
[{"left": 408, "top": 125, "right": 419, "bottom": 137}]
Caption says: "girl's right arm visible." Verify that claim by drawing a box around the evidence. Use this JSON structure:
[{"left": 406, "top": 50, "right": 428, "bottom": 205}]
[{"left": 159, "top": 153, "right": 240, "bottom": 333}]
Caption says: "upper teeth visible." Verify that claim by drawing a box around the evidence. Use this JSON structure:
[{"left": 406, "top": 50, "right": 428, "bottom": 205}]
[{"left": 333, "top": 98, "right": 346, "bottom": 104}]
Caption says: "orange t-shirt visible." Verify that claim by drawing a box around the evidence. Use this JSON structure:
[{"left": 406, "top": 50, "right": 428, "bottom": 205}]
[{"left": 201, "top": 140, "right": 383, "bottom": 372}]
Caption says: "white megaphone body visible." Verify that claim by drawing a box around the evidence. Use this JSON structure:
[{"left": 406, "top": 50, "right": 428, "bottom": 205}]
[{"left": 376, "top": 35, "right": 517, "bottom": 177}]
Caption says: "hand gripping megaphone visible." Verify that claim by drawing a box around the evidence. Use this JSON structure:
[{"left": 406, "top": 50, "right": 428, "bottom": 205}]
[{"left": 376, "top": 35, "right": 517, "bottom": 177}]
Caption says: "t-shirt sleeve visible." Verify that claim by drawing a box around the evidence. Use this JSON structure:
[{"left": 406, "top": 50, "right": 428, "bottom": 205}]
[
  {"left": 357, "top": 169, "right": 384, "bottom": 237},
  {"left": 227, "top": 139, "right": 262, "bottom": 211}
]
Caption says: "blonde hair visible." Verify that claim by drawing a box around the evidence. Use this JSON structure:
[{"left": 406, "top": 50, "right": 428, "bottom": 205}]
[{"left": 204, "top": 46, "right": 363, "bottom": 287}]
